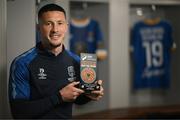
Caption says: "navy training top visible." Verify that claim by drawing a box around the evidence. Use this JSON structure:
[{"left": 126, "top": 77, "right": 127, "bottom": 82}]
[{"left": 9, "top": 43, "right": 90, "bottom": 119}]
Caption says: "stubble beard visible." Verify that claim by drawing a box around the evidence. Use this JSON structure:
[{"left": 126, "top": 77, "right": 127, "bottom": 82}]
[
  {"left": 42, "top": 37, "right": 63, "bottom": 50},
  {"left": 49, "top": 42, "right": 62, "bottom": 48},
  {"left": 49, "top": 34, "right": 63, "bottom": 48}
]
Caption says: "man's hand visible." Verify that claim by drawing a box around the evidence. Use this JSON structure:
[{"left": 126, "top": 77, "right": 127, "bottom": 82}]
[
  {"left": 86, "top": 80, "right": 104, "bottom": 101},
  {"left": 60, "top": 81, "right": 84, "bottom": 102}
]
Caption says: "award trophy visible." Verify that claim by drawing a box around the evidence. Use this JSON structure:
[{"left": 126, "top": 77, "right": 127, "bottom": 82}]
[{"left": 80, "top": 53, "right": 100, "bottom": 93}]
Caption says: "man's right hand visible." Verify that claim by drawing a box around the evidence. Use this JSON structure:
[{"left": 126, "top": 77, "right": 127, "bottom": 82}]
[{"left": 59, "top": 81, "right": 84, "bottom": 102}]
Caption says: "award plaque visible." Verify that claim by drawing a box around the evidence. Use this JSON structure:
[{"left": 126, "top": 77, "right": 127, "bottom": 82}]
[{"left": 80, "top": 53, "right": 100, "bottom": 93}]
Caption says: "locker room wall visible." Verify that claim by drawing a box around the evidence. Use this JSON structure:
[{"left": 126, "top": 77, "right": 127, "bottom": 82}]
[
  {"left": 0, "top": 0, "right": 7, "bottom": 118},
  {"left": 109, "top": 0, "right": 130, "bottom": 109},
  {"left": 7, "top": 0, "right": 36, "bottom": 76},
  {"left": 163, "top": 5, "right": 180, "bottom": 104}
]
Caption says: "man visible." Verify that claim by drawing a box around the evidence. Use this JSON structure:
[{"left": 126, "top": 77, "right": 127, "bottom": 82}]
[{"left": 8, "top": 3, "right": 104, "bottom": 119}]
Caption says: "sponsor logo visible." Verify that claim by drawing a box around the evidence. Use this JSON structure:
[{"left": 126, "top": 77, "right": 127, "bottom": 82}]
[
  {"left": 38, "top": 68, "right": 47, "bottom": 80},
  {"left": 67, "top": 66, "right": 76, "bottom": 82}
]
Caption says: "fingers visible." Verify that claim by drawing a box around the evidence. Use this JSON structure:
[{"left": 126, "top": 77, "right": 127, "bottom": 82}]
[
  {"left": 70, "top": 81, "right": 80, "bottom": 86},
  {"left": 72, "top": 92, "right": 78, "bottom": 100},
  {"left": 86, "top": 93, "right": 103, "bottom": 101},
  {"left": 73, "top": 88, "right": 84, "bottom": 96},
  {"left": 91, "top": 90, "right": 104, "bottom": 100},
  {"left": 71, "top": 82, "right": 84, "bottom": 93},
  {"left": 60, "top": 81, "right": 85, "bottom": 102},
  {"left": 87, "top": 80, "right": 104, "bottom": 101},
  {"left": 92, "top": 81, "right": 104, "bottom": 94},
  {"left": 91, "top": 90, "right": 104, "bottom": 96},
  {"left": 86, "top": 89, "right": 104, "bottom": 101},
  {"left": 73, "top": 96, "right": 77, "bottom": 100},
  {"left": 69, "top": 83, "right": 84, "bottom": 101},
  {"left": 71, "top": 88, "right": 85, "bottom": 100},
  {"left": 69, "top": 82, "right": 84, "bottom": 93},
  {"left": 95, "top": 80, "right": 103, "bottom": 85},
  {"left": 63, "top": 80, "right": 104, "bottom": 101},
  {"left": 94, "top": 94, "right": 103, "bottom": 101},
  {"left": 97, "top": 80, "right": 103, "bottom": 85}
]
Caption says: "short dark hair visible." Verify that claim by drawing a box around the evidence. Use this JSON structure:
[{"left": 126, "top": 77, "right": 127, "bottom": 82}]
[{"left": 38, "top": 3, "right": 66, "bottom": 19}]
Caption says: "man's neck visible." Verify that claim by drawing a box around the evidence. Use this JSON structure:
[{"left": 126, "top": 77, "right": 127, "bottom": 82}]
[
  {"left": 41, "top": 42, "right": 63, "bottom": 56},
  {"left": 50, "top": 45, "right": 63, "bottom": 56}
]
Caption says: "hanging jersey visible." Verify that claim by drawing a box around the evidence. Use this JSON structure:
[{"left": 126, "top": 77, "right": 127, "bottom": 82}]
[
  {"left": 131, "top": 19, "right": 173, "bottom": 89},
  {"left": 69, "top": 18, "right": 103, "bottom": 55}
]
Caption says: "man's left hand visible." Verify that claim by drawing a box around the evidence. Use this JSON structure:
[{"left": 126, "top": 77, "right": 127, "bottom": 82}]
[{"left": 86, "top": 80, "right": 104, "bottom": 101}]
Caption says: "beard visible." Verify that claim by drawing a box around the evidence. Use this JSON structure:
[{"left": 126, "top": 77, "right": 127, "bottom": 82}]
[
  {"left": 42, "top": 37, "right": 63, "bottom": 50},
  {"left": 49, "top": 42, "right": 62, "bottom": 48}
]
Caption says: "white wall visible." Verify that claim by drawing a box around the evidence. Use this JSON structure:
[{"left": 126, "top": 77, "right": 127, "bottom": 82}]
[
  {"left": 7, "top": 0, "right": 36, "bottom": 74},
  {"left": 165, "top": 6, "right": 180, "bottom": 104},
  {"left": 109, "top": 0, "right": 130, "bottom": 109},
  {"left": 0, "top": 0, "right": 7, "bottom": 118}
]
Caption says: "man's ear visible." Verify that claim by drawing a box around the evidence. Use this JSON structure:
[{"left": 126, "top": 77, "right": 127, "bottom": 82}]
[{"left": 64, "top": 23, "right": 69, "bottom": 33}]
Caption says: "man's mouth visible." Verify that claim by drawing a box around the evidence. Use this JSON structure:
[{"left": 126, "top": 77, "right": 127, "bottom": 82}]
[{"left": 50, "top": 34, "right": 60, "bottom": 39}]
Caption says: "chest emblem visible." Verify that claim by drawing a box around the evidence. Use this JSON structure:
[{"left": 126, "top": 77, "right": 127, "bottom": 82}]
[
  {"left": 38, "top": 68, "right": 47, "bottom": 80},
  {"left": 67, "top": 66, "right": 76, "bottom": 82}
]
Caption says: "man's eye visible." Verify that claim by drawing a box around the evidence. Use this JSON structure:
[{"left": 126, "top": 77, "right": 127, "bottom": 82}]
[
  {"left": 45, "top": 22, "right": 51, "bottom": 26},
  {"left": 58, "top": 22, "right": 63, "bottom": 25},
  {"left": 58, "top": 22, "right": 66, "bottom": 25}
]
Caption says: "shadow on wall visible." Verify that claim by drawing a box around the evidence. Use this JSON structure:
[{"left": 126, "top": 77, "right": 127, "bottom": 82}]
[{"left": 0, "top": 68, "right": 12, "bottom": 119}]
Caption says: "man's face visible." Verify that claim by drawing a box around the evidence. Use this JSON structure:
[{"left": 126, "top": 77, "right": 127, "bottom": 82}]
[{"left": 38, "top": 11, "right": 67, "bottom": 48}]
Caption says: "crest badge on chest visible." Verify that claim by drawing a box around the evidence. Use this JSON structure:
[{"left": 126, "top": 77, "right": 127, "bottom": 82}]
[{"left": 67, "top": 66, "right": 76, "bottom": 82}]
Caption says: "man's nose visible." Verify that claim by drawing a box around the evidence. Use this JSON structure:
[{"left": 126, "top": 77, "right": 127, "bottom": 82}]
[{"left": 52, "top": 25, "right": 58, "bottom": 32}]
